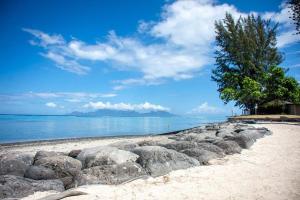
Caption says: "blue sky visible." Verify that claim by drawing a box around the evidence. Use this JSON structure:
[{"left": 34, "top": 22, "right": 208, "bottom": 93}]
[{"left": 0, "top": 0, "right": 299, "bottom": 115}]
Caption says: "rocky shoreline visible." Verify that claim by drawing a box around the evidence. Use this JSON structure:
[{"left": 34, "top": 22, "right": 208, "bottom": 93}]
[{"left": 0, "top": 122, "right": 272, "bottom": 199}]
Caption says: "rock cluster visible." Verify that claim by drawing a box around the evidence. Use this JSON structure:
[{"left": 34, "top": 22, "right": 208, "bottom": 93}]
[{"left": 0, "top": 122, "right": 272, "bottom": 199}]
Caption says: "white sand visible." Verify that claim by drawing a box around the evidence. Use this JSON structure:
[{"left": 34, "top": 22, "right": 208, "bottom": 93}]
[{"left": 20, "top": 123, "right": 300, "bottom": 200}]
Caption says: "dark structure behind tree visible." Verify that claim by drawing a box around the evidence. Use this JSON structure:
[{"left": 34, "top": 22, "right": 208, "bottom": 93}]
[
  {"left": 212, "top": 13, "right": 300, "bottom": 114},
  {"left": 288, "top": 0, "right": 300, "bottom": 34}
]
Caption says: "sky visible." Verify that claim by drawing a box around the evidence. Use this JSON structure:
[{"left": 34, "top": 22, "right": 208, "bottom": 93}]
[{"left": 0, "top": 0, "right": 299, "bottom": 115}]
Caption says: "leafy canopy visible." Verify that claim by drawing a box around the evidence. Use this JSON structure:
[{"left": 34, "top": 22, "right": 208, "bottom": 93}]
[{"left": 212, "top": 13, "right": 300, "bottom": 111}]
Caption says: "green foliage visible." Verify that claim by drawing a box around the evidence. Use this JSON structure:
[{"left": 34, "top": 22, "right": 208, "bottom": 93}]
[
  {"left": 239, "top": 77, "right": 264, "bottom": 107},
  {"left": 212, "top": 13, "right": 300, "bottom": 111}
]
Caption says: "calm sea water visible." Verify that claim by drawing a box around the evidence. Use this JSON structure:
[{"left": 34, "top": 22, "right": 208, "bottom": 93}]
[{"left": 0, "top": 115, "right": 226, "bottom": 143}]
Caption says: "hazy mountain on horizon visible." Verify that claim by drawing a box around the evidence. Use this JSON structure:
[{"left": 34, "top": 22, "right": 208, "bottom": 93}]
[{"left": 69, "top": 109, "right": 176, "bottom": 117}]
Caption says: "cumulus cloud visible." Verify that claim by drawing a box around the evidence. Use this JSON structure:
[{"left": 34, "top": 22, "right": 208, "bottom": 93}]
[
  {"left": 189, "top": 102, "right": 225, "bottom": 114},
  {"left": 23, "top": 0, "right": 247, "bottom": 89},
  {"left": 23, "top": 0, "right": 299, "bottom": 89},
  {"left": 83, "top": 101, "right": 170, "bottom": 112},
  {"left": 0, "top": 92, "right": 117, "bottom": 105},
  {"left": 262, "top": 4, "right": 300, "bottom": 48},
  {"left": 45, "top": 102, "right": 57, "bottom": 108},
  {"left": 28, "top": 92, "right": 116, "bottom": 99}
]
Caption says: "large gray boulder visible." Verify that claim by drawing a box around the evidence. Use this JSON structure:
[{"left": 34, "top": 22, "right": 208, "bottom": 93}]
[
  {"left": 196, "top": 142, "right": 225, "bottom": 156},
  {"left": 24, "top": 165, "right": 56, "bottom": 180},
  {"left": 0, "top": 152, "right": 33, "bottom": 176},
  {"left": 180, "top": 148, "right": 220, "bottom": 165},
  {"left": 0, "top": 175, "right": 64, "bottom": 199},
  {"left": 161, "top": 141, "right": 199, "bottom": 151},
  {"left": 76, "top": 162, "right": 147, "bottom": 185},
  {"left": 225, "top": 134, "right": 255, "bottom": 149},
  {"left": 132, "top": 146, "right": 199, "bottom": 177},
  {"left": 77, "top": 146, "right": 139, "bottom": 168},
  {"left": 169, "top": 133, "right": 206, "bottom": 142},
  {"left": 68, "top": 150, "right": 82, "bottom": 158},
  {"left": 216, "top": 129, "right": 235, "bottom": 138},
  {"left": 137, "top": 140, "right": 161, "bottom": 146},
  {"left": 34, "top": 151, "right": 65, "bottom": 162},
  {"left": 213, "top": 140, "right": 242, "bottom": 155},
  {"left": 109, "top": 141, "right": 139, "bottom": 151},
  {"left": 34, "top": 155, "right": 82, "bottom": 188}
]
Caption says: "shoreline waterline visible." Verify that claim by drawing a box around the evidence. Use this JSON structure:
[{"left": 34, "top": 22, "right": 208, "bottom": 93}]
[{"left": 0, "top": 115, "right": 227, "bottom": 144}]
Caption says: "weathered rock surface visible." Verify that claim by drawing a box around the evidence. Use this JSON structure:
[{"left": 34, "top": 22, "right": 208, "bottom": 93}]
[
  {"left": 213, "top": 140, "right": 242, "bottom": 154},
  {"left": 196, "top": 142, "right": 225, "bottom": 156},
  {"left": 76, "top": 162, "right": 147, "bottom": 185},
  {"left": 180, "top": 148, "right": 220, "bottom": 165},
  {"left": 0, "top": 175, "right": 64, "bottom": 199},
  {"left": 34, "top": 155, "right": 82, "bottom": 188},
  {"left": 161, "top": 141, "right": 199, "bottom": 151},
  {"left": 216, "top": 129, "right": 235, "bottom": 138},
  {"left": 224, "top": 134, "right": 255, "bottom": 149},
  {"left": 0, "top": 152, "right": 33, "bottom": 177},
  {"left": 34, "top": 151, "right": 65, "bottom": 162},
  {"left": 24, "top": 165, "right": 56, "bottom": 180},
  {"left": 68, "top": 150, "right": 81, "bottom": 158},
  {"left": 137, "top": 140, "right": 161, "bottom": 146},
  {"left": 132, "top": 146, "right": 199, "bottom": 177},
  {"left": 109, "top": 141, "right": 139, "bottom": 151},
  {"left": 77, "top": 146, "right": 139, "bottom": 168}
]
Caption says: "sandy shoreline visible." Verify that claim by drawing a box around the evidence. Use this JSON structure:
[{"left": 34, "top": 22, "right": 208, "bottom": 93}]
[{"left": 14, "top": 122, "right": 299, "bottom": 200}]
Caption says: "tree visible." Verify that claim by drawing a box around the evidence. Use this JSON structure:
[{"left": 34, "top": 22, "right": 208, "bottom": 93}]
[
  {"left": 288, "top": 0, "right": 300, "bottom": 34},
  {"left": 263, "top": 66, "right": 300, "bottom": 104},
  {"left": 212, "top": 13, "right": 300, "bottom": 114},
  {"left": 212, "top": 13, "right": 282, "bottom": 113}
]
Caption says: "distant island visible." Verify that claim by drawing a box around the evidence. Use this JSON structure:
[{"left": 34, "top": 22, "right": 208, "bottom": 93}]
[{"left": 69, "top": 109, "right": 176, "bottom": 117}]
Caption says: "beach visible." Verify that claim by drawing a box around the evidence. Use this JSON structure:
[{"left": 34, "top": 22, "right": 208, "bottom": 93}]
[{"left": 1, "top": 122, "right": 299, "bottom": 200}]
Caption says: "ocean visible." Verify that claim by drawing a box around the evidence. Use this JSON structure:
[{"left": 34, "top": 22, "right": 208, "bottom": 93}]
[{"left": 0, "top": 115, "right": 226, "bottom": 143}]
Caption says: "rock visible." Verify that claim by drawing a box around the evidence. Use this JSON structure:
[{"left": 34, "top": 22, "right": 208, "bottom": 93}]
[
  {"left": 205, "top": 124, "right": 220, "bottom": 131},
  {"left": 169, "top": 133, "right": 206, "bottom": 142},
  {"left": 132, "top": 146, "right": 199, "bottom": 177},
  {"left": 181, "top": 148, "right": 220, "bottom": 165},
  {"left": 196, "top": 142, "right": 225, "bottom": 156},
  {"left": 34, "top": 155, "right": 82, "bottom": 188},
  {"left": 238, "top": 130, "right": 265, "bottom": 140},
  {"left": 0, "top": 175, "right": 64, "bottom": 199},
  {"left": 137, "top": 140, "right": 161, "bottom": 146},
  {"left": 0, "top": 152, "right": 33, "bottom": 176},
  {"left": 34, "top": 151, "right": 65, "bottom": 162},
  {"left": 109, "top": 141, "right": 139, "bottom": 151},
  {"left": 225, "top": 134, "right": 255, "bottom": 149},
  {"left": 77, "top": 146, "right": 139, "bottom": 168},
  {"left": 213, "top": 140, "right": 242, "bottom": 155},
  {"left": 216, "top": 129, "right": 235, "bottom": 138},
  {"left": 68, "top": 150, "right": 81, "bottom": 158},
  {"left": 76, "top": 162, "right": 147, "bottom": 185},
  {"left": 161, "top": 141, "right": 199, "bottom": 151},
  {"left": 24, "top": 165, "right": 56, "bottom": 180}
]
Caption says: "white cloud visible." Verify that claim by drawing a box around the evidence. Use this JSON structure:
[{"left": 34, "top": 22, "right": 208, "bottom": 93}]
[
  {"left": 24, "top": 0, "right": 299, "bottom": 89},
  {"left": 45, "top": 102, "right": 57, "bottom": 108},
  {"left": 23, "top": 0, "right": 247, "bottom": 88},
  {"left": 43, "top": 52, "right": 90, "bottom": 75},
  {"left": 150, "top": 0, "right": 244, "bottom": 47},
  {"left": 83, "top": 101, "right": 170, "bottom": 112},
  {"left": 0, "top": 92, "right": 117, "bottom": 105},
  {"left": 23, "top": 28, "right": 65, "bottom": 46},
  {"left": 28, "top": 92, "right": 117, "bottom": 99},
  {"left": 189, "top": 102, "right": 224, "bottom": 114},
  {"left": 262, "top": 4, "right": 300, "bottom": 48},
  {"left": 276, "top": 30, "right": 300, "bottom": 48}
]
